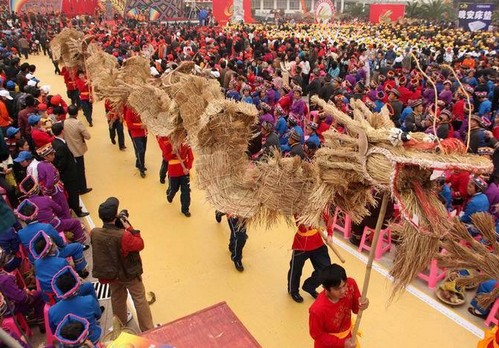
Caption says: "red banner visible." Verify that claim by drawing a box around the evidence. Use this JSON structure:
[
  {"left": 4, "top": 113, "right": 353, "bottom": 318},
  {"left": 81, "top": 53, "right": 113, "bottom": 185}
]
[
  {"left": 369, "top": 4, "right": 405, "bottom": 23},
  {"left": 61, "top": 0, "right": 99, "bottom": 16},
  {"left": 212, "top": 0, "right": 254, "bottom": 25}
]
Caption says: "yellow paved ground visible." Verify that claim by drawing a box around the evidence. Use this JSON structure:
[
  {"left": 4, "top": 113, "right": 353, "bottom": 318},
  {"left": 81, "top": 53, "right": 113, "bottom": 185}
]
[{"left": 31, "top": 53, "right": 481, "bottom": 348}]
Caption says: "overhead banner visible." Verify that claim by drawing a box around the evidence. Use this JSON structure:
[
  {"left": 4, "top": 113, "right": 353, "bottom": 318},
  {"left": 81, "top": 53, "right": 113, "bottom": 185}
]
[
  {"left": 212, "top": 0, "right": 254, "bottom": 25},
  {"left": 369, "top": 4, "right": 405, "bottom": 24},
  {"left": 125, "top": 0, "right": 183, "bottom": 21},
  {"left": 458, "top": 3, "right": 495, "bottom": 32},
  {"left": 315, "top": 0, "right": 335, "bottom": 23},
  {"left": 62, "top": 0, "right": 99, "bottom": 16},
  {"left": 100, "top": 0, "right": 127, "bottom": 18},
  {"left": 9, "top": 0, "right": 62, "bottom": 13}
]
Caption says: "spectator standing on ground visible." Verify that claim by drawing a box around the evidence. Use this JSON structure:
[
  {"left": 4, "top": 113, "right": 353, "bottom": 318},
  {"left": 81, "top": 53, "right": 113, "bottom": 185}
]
[
  {"left": 50, "top": 124, "right": 89, "bottom": 218},
  {"left": 62, "top": 105, "right": 92, "bottom": 195},
  {"left": 91, "top": 197, "right": 154, "bottom": 331}
]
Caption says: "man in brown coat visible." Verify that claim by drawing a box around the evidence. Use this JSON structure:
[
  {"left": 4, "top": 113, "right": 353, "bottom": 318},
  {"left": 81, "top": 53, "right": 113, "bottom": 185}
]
[
  {"left": 63, "top": 105, "right": 92, "bottom": 194},
  {"left": 91, "top": 197, "right": 154, "bottom": 331},
  {"left": 18, "top": 37, "right": 30, "bottom": 59}
]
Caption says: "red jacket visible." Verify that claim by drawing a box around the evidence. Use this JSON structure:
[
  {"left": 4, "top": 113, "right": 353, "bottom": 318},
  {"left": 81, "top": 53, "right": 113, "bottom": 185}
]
[
  {"left": 316, "top": 120, "right": 330, "bottom": 143},
  {"left": 124, "top": 107, "right": 146, "bottom": 138},
  {"left": 452, "top": 99, "right": 465, "bottom": 121},
  {"left": 292, "top": 223, "right": 324, "bottom": 251},
  {"left": 278, "top": 94, "right": 292, "bottom": 113},
  {"left": 448, "top": 171, "right": 470, "bottom": 200},
  {"left": 31, "top": 128, "right": 54, "bottom": 148},
  {"left": 18, "top": 106, "right": 37, "bottom": 138},
  {"left": 158, "top": 137, "right": 194, "bottom": 177},
  {"left": 75, "top": 77, "right": 92, "bottom": 101},
  {"left": 61, "top": 67, "right": 78, "bottom": 91},
  {"left": 398, "top": 86, "right": 412, "bottom": 105}
]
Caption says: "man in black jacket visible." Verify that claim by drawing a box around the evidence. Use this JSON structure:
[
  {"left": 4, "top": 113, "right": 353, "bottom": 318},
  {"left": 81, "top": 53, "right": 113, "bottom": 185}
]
[
  {"left": 50, "top": 123, "right": 89, "bottom": 217},
  {"left": 467, "top": 115, "right": 498, "bottom": 154},
  {"left": 318, "top": 75, "right": 334, "bottom": 102}
]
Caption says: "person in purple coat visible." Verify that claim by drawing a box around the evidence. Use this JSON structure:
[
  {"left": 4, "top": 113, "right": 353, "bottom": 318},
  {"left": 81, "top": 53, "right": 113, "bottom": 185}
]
[
  {"left": 15, "top": 200, "right": 89, "bottom": 276},
  {"left": 289, "top": 86, "right": 306, "bottom": 117},
  {"left": 19, "top": 176, "right": 87, "bottom": 244},
  {"left": 438, "top": 80, "right": 453, "bottom": 106},
  {"left": 485, "top": 175, "right": 499, "bottom": 210},
  {"left": 423, "top": 86, "right": 435, "bottom": 107},
  {"left": 0, "top": 248, "right": 44, "bottom": 331},
  {"left": 36, "top": 143, "right": 71, "bottom": 220}
]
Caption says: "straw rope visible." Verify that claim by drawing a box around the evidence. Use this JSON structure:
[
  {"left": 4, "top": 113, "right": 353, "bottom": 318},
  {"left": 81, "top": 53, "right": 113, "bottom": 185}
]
[
  {"left": 410, "top": 52, "right": 441, "bottom": 148},
  {"left": 440, "top": 64, "right": 473, "bottom": 152}
]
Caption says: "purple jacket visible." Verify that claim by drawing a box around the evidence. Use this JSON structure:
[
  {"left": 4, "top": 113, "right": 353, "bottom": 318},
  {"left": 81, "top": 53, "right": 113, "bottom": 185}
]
[
  {"left": 485, "top": 182, "right": 499, "bottom": 208},
  {"left": 0, "top": 272, "right": 30, "bottom": 305},
  {"left": 259, "top": 113, "right": 274, "bottom": 124},
  {"left": 37, "top": 161, "right": 63, "bottom": 196},
  {"left": 290, "top": 98, "right": 306, "bottom": 116},
  {"left": 28, "top": 195, "right": 64, "bottom": 223},
  {"left": 438, "top": 90, "right": 453, "bottom": 106},
  {"left": 423, "top": 88, "right": 435, "bottom": 106}
]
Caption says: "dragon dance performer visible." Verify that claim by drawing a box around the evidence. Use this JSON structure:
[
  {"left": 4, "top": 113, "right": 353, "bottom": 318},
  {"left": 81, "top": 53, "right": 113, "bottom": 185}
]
[
  {"left": 309, "top": 264, "right": 369, "bottom": 348},
  {"left": 477, "top": 326, "right": 499, "bottom": 348}
]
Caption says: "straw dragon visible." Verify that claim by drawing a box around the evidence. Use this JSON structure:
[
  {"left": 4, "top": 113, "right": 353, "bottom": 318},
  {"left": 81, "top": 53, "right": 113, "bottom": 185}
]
[{"left": 51, "top": 30, "right": 494, "bottom": 294}]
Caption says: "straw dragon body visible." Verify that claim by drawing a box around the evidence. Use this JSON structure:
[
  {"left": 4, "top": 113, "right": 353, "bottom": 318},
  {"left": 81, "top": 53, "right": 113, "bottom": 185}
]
[{"left": 51, "top": 30, "right": 493, "bottom": 292}]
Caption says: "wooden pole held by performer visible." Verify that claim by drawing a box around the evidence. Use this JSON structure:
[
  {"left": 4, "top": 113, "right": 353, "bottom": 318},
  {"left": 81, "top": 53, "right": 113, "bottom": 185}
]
[{"left": 351, "top": 190, "right": 390, "bottom": 338}]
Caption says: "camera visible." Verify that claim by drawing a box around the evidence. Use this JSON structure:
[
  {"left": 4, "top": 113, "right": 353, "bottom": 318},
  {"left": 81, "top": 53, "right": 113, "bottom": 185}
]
[
  {"left": 115, "top": 209, "right": 140, "bottom": 234},
  {"left": 115, "top": 209, "right": 130, "bottom": 229}
]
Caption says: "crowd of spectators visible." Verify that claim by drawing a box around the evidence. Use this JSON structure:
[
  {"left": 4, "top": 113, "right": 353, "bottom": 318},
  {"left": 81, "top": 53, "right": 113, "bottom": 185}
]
[{"left": 0, "top": 8, "right": 496, "bottom": 346}]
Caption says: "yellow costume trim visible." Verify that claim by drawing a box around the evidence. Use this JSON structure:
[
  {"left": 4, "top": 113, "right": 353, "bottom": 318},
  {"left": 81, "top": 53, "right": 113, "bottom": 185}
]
[
  {"left": 297, "top": 228, "right": 318, "bottom": 237},
  {"left": 329, "top": 321, "right": 361, "bottom": 347},
  {"left": 169, "top": 159, "right": 181, "bottom": 164}
]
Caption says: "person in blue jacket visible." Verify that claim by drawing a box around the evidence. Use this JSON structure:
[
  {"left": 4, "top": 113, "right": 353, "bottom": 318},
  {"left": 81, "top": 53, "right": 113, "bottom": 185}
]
[
  {"left": 477, "top": 91, "right": 492, "bottom": 118},
  {"left": 460, "top": 175, "right": 490, "bottom": 224},
  {"left": 280, "top": 114, "right": 304, "bottom": 153},
  {"left": 436, "top": 176, "right": 452, "bottom": 211},
  {"left": 305, "top": 121, "right": 321, "bottom": 148},
  {"left": 16, "top": 199, "right": 88, "bottom": 277},
  {"left": 54, "top": 314, "right": 93, "bottom": 348},
  {"left": 49, "top": 266, "right": 102, "bottom": 344},
  {"left": 275, "top": 106, "right": 288, "bottom": 145},
  {"left": 31, "top": 231, "right": 93, "bottom": 304}
]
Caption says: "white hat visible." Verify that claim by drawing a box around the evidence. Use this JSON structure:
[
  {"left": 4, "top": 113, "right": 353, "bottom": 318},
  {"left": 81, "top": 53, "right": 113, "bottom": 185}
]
[
  {"left": 0, "top": 90, "right": 12, "bottom": 100},
  {"left": 430, "top": 170, "right": 445, "bottom": 181},
  {"left": 40, "top": 85, "right": 50, "bottom": 94},
  {"left": 25, "top": 73, "right": 34, "bottom": 80},
  {"left": 150, "top": 66, "right": 160, "bottom": 77},
  {"left": 27, "top": 80, "right": 37, "bottom": 87}
]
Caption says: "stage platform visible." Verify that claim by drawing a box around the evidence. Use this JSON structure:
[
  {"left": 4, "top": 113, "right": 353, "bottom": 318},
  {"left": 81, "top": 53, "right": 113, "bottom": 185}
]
[{"left": 141, "top": 302, "right": 262, "bottom": 348}]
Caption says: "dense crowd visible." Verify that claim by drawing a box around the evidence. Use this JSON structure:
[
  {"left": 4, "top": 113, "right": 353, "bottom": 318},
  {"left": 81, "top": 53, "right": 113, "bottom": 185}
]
[{"left": 0, "top": 9, "right": 497, "bottom": 348}]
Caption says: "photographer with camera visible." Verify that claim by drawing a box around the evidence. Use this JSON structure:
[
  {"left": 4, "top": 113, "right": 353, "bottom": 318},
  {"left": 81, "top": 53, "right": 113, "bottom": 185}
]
[{"left": 90, "top": 197, "right": 154, "bottom": 332}]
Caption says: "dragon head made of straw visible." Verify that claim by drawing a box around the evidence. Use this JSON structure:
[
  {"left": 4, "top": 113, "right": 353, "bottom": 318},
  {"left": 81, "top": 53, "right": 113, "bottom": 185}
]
[{"left": 307, "top": 96, "right": 493, "bottom": 294}]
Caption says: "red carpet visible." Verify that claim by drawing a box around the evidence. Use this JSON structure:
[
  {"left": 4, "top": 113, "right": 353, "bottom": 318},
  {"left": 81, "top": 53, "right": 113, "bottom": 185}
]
[{"left": 141, "top": 302, "right": 262, "bottom": 347}]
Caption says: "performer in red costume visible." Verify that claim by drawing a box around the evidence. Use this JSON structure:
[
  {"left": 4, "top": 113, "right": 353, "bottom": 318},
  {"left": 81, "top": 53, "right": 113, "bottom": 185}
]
[
  {"left": 309, "top": 264, "right": 369, "bottom": 348},
  {"left": 288, "top": 218, "right": 331, "bottom": 303},
  {"left": 477, "top": 325, "right": 498, "bottom": 348}
]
